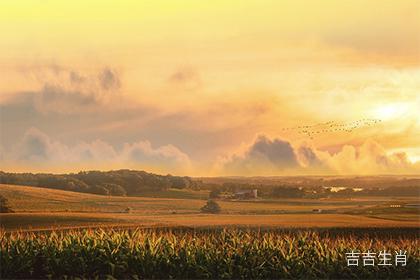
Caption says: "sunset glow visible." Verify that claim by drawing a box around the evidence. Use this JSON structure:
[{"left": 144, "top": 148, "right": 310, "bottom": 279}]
[
  {"left": 371, "top": 103, "right": 410, "bottom": 120},
  {"left": 1, "top": 0, "right": 419, "bottom": 175}
]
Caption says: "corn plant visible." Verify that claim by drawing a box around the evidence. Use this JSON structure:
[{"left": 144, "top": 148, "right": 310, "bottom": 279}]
[{"left": 0, "top": 228, "right": 418, "bottom": 279}]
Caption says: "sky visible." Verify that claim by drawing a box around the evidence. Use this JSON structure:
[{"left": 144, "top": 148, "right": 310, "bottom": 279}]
[{"left": 1, "top": 0, "right": 419, "bottom": 176}]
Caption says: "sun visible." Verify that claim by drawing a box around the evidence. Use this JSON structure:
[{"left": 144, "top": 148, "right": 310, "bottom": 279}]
[{"left": 371, "top": 103, "right": 409, "bottom": 120}]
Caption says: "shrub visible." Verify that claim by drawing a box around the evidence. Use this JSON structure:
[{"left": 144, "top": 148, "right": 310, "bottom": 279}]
[{"left": 200, "top": 199, "right": 221, "bottom": 213}]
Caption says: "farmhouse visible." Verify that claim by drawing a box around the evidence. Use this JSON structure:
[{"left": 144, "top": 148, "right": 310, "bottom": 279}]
[{"left": 234, "top": 189, "right": 258, "bottom": 199}]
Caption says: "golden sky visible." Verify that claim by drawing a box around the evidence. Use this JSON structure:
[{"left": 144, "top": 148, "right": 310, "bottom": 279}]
[{"left": 1, "top": 0, "right": 419, "bottom": 175}]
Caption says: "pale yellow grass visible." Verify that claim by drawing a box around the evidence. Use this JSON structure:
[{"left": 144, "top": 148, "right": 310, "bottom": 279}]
[{"left": 2, "top": 212, "right": 419, "bottom": 232}]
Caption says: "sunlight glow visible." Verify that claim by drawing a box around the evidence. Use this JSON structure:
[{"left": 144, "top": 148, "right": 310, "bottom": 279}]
[{"left": 371, "top": 103, "right": 409, "bottom": 120}]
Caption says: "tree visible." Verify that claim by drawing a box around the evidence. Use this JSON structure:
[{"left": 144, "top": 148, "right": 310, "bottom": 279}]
[
  {"left": 0, "top": 195, "right": 14, "bottom": 213},
  {"left": 104, "top": 183, "right": 127, "bottom": 196},
  {"left": 89, "top": 185, "right": 110, "bottom": 195},
  {"left": 168, "top": 176, "right": 190, "bottom": 189},
  {"left": 200, "top": 200, "right": 221, "bottom": 214}
]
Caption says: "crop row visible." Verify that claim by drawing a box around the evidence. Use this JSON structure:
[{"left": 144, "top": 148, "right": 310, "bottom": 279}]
[{"left": 1, "top": 228, "right": 419, "bottom": 279}]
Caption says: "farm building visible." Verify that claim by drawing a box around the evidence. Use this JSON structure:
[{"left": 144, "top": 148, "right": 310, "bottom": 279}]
[{"left": 234, "top": 189, "right": 258, "bottom": 199}]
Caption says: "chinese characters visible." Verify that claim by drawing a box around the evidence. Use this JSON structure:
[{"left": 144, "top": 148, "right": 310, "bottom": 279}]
[{"left": 346, "top": 250, "right": 407, "bottom": 267}]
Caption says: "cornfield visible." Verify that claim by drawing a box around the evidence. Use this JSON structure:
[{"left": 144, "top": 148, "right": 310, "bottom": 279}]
[{"left": 1, "top": 228, "right": 419, "bottom": 279}]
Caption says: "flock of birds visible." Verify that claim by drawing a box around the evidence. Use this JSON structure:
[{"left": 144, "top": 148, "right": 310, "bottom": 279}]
[{"left": 281, "top": 118, "right": 382, "bottom": 139}]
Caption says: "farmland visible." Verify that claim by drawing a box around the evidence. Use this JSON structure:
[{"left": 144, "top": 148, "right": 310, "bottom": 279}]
[
  {"left": 1, "top": 183, "right": 419, "bottom": 279},
  {"left": 1, "top": 228, "right": 419, "bottom": 279},
  {"left": 0, "top": 184, "right": 419, "bottom": 231}
]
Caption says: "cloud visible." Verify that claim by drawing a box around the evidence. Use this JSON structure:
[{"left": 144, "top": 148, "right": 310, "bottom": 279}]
[
  {"left": 320, "top": 139, "right": 415, "bottom": 175},
  {"left": 99, "top": 68, "right": 121, "bottom": 91},
  {"left": 322, "top": 11, "right": 420, "bottom": 66},
  {"left": 296, "top": 145, "right": 323, "bottom": 168},
  {"left": 33, "top": 84, "right": 99, "bottom": 114},
  {"left": 220, "top": 135, "right": 299, "bottom": 175},
  {"left": 248, "top": 136, "right": 299, "bottom": 167},
  {"left": 168, "top": 67, "right": 201, "bottom": 90},
  {"left": 16, "top": 127, "right": 52, "bottom": 161},
  {"left": 122, "top": 141, "right": 191, "bottom": 170},
  {"left": 3, "top": 66, "right": 123, "bottom": 115},
  {"left": 217, "top": 134, "right": 420, "bottom": 176},
  {"left": 69, "top": 70, "right": 86, "bottom": 85},
  {"left": 4, "top": 127, "right": 191, "bottom": 174},
  {"left": 3, "top": 129, "right": 419, "bottom": 175},
  {"left": 11, "top": 128, "right": 115, "bottom": 163}
]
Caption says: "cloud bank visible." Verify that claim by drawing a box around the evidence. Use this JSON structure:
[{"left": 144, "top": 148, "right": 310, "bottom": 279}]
[
  {"left": 220, "top": 135, "right": 299, "bottom": 174},
  {"left": 3, "top": 66, "right": 124, "bottom": 115},
  {"left": 4, "top": 128, "right": 191, "bottom": 174},
  {"left": 217, "top": 135, "right": 419, "bottom": 176},
  {"left": 2, "top": 129, "right": 419, "bottom": 176}
]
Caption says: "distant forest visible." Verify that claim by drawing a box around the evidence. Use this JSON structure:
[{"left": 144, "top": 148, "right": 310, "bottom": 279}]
[
  {"left": 0, "top": 170, "right": 419, "bottom": 198},
  {"left": 0, "top": 170, "right": 196, "bottom": 196}
]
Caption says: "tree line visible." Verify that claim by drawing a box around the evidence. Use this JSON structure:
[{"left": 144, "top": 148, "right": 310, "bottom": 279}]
[
  {"left": 0, "top": 170, "right": 196, "bottom": 196},
  {"left": 1, "top": 170, "right": 418, "bottom": 198}
]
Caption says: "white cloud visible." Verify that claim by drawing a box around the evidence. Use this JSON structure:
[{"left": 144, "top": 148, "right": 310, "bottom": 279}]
[
  {"left": 121, "top": 141, "right": 191, "bottom": 171},
  {"left": 4, "top": 127, "right": 191, "bottom": 174},
  {"left": 216, "top": 134, "right": 419, "bottom": 176},
  {"left": 319, "top": 139, "right": 415, "bottom": 175}
]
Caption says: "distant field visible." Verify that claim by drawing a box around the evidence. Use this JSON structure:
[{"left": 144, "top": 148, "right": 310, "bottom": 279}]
[
  {"left": 1, "top": 184, "right": 419, "bottom": 231},
  {"left": 3, "top": 212, "right": 419, "bottom": 232}
]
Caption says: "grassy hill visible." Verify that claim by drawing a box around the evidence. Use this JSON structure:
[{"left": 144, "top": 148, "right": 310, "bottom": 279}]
[{"left": 0, "top": 184, "right": 209, "bottom": 213}]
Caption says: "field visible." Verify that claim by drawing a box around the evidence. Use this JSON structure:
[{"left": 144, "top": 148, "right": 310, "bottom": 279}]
[
  {"left": 1, "top": 228, "right": 419, "bottom": 279},
  {"left": 1, "top": 183, "right": 419, "bottom": 279},
  {"left": 0, "top": 184, "right": 419, "bottom": 231}
]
